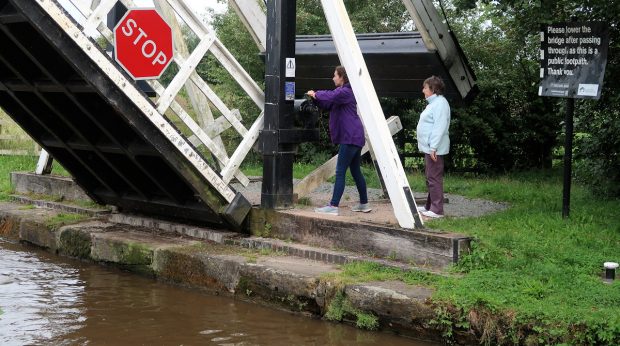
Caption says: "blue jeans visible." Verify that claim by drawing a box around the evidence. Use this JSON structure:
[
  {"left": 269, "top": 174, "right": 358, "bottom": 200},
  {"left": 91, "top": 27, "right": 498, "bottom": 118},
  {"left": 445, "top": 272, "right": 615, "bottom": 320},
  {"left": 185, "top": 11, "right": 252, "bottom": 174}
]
[{"left": 330, "top": 144, "right": 368, "bottom": 207}]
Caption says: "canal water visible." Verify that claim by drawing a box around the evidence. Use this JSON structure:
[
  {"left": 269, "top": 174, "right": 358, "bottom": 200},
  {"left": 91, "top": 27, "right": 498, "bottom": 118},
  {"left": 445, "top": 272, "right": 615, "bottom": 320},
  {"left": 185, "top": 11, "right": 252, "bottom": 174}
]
[{"left": 0, "top": 239, "right": 435, "bottom": 345}]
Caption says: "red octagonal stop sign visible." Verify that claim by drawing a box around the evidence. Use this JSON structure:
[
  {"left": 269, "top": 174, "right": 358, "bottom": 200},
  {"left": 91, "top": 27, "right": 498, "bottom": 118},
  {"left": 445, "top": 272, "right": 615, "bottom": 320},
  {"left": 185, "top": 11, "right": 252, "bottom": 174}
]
[{"left": 114, "top": 9, "right": 173, "bottom": 80}]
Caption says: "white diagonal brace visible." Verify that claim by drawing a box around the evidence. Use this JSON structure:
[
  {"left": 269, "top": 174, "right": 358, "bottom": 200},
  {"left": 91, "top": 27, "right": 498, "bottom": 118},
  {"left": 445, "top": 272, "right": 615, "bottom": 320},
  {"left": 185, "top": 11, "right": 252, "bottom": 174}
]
[
  {"left": 401, "top": 0, "right": 476, "bottom": 99},
  {"left": 220, "top": 112, "right": 264, "bottom": 184},
  {"left": 229, "top": 0, "right": 267, "bottom": 52},
  {"left": 188, "top": 73, "right": 248, "bottom": 136},
  {"left": 38, "top": 0, "right": 237, "bottom": 203},
  {"left": 202, "top": 110, "right": 242, "bottom": 138},
  {"left": 150, "top": 83, "right": 250, "bottom": 186},
  {"left": 320, "top": 0, "right": 423, "bottom": 229},
  {"left": 79, "top": 13, "right": 251, "bottom": 185},
  {"left": 156, "top": 34, "right": 216, "bottom": 114},
  {"left": 86, "top": 0, "right": 260, "bottom": 187},
  {"left": 83, "top": 0, "right": 117, "bottom": 34},
  {"left": 188, "top": 110, "right": 242, "bottom": 140},
  {"left": 154, "top": 0, "right": 223, "bottom": 150},
  {"left": 294, "top": 116, "right": 402, "bottom": 198},
  {"left": 163, "top": 0, "right": 265, "bottom": 109}
]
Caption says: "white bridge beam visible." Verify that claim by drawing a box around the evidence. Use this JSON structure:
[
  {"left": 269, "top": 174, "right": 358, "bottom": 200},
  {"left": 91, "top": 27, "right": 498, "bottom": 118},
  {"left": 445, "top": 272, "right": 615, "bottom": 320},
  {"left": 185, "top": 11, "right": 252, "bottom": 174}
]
[
  {"left": 229, "top": 0, "right": 266, "bottom": 52},
  {"left": 401, "top": 0, "right": 476, "bottom": 99},
  {"left": 320, "top": 0, "right": 423, "bottom": 229}
]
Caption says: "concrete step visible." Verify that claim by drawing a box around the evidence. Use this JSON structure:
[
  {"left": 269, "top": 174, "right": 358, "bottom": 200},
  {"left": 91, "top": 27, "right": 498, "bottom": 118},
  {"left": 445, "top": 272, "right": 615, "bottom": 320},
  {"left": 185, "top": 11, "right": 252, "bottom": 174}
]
[
  {"left": 9, "top": 172, "right": 472, "bottom": 270},
  {"left": 107, "top": 214, "right": 449, "bottom": 275},
  {"left": 250, "top": 208, "right": 470, "bottom": 269},
  {"left": 0, "top": 201, "right": 447, "bottom": 342},
  {"left": 9, "top": 195, "right": 111, "bottom": 217}
]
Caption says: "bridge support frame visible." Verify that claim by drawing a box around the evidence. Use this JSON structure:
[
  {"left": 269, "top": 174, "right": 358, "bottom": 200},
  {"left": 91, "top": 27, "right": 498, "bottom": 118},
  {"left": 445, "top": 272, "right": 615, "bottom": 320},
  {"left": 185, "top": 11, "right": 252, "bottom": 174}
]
[{"left": 261, "top": 0, "right": 297, "bottom": 209}]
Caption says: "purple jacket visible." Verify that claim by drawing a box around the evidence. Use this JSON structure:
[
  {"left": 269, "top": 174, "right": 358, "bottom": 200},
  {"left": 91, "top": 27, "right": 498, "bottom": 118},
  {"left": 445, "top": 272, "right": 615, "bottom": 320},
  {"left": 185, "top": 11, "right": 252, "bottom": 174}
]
[{"left": 314, "top": 83, "right": 365, "bottom": 148}]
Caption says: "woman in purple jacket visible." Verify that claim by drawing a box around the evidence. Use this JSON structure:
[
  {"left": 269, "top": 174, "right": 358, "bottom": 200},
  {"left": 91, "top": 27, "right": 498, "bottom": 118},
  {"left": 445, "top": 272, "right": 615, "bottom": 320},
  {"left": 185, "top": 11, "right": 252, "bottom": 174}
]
[{"left": 307, "top": 66, "right": 371, "bottom": 215}]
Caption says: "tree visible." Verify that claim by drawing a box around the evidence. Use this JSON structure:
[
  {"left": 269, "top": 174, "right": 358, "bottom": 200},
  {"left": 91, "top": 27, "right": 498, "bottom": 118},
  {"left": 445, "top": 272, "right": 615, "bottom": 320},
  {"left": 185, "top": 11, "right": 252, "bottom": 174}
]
[{"left": 451, "top": 0, "right": 619, "bottom": 194}]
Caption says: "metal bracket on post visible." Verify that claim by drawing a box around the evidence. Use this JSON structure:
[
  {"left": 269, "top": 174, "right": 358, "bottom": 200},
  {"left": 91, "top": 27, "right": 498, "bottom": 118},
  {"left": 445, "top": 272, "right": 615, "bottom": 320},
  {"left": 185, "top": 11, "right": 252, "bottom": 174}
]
[{"left": 320, "top": 0, "right": 423, "bottom": 229}]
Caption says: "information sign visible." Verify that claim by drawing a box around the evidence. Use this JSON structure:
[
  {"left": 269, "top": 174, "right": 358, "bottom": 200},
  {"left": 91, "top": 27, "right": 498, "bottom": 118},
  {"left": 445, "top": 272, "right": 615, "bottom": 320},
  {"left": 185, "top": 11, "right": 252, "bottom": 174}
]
[{"left": 539, "top": 22, "right": 609, "bottom": 99}]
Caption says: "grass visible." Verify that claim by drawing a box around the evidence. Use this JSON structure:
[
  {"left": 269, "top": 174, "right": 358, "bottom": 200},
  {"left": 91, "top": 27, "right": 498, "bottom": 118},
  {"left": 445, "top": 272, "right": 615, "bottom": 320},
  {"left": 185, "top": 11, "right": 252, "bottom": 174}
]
[
  {"left": 331, "top": 169, "right": 620, "bottom": 344},
  {"left": 2, "top": 138, "right": 619, "bottom": 342},
  {"left": 241, "top": 156, "right": 620, "bottom": 342},
  {"left": 45, "top": 213, "right": 88, "bottom": 231},
  {"left": 0, "top": 155, "right": 37, "bottom": 201}
]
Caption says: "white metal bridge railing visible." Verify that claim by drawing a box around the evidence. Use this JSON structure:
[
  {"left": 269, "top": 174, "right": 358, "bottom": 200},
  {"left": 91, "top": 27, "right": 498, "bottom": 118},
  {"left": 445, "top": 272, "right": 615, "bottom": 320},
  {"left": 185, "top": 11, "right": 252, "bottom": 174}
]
[{"left": 40, "top": 0, "right": 434, "bottom": 229}]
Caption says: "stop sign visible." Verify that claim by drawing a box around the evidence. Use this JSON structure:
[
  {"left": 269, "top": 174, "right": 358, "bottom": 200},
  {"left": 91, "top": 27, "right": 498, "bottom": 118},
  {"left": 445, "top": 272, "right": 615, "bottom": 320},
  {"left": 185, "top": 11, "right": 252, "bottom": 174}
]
[{"left": 114, "top": 9, "right": 173, "bottom": 80}]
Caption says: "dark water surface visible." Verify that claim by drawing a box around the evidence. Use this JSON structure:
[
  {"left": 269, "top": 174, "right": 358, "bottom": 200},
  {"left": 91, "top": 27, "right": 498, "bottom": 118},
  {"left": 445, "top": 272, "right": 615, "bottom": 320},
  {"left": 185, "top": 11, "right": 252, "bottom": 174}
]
[{"left": 0, "top": 239, "right": 434, "bottom": 345}]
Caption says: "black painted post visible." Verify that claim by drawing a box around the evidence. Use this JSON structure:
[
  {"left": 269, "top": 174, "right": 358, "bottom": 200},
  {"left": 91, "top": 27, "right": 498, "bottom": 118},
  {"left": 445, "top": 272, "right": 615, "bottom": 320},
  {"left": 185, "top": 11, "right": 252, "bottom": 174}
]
[
  {"left": 261, "top": 0, "right": 297, "bottom": 209},
  {"left": 562, "top": 98, "right": 574, "bottom": 218}
]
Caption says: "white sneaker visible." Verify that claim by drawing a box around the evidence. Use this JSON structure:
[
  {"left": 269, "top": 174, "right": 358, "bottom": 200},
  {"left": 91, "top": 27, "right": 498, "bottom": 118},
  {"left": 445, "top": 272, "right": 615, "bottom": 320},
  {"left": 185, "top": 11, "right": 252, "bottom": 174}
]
[
  {"left": 417, "top": 206, "right": 428, "bottom": 212},
  {"left": 421, "top": 210, "right": 444, "bottom": 218},
  {"left": 351, "top": 203, "right": 372, "bottom": 213},
  {"left": 315, "top": 205, "right": 338, "bottom": 215}
]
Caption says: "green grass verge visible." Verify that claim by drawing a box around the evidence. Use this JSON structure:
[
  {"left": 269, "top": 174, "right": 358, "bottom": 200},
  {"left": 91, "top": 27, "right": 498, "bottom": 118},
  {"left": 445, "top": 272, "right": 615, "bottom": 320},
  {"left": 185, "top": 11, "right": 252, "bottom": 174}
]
[
  {"left": 45, "top": 213, "right": 88, "bottom": 231},
  {"left": 0, "top": 156, "right": 70, "bottom": 201},
  {"left": 333, "top": 169, "right": 620, "bottom": 344},
  {"left": 3, "top": 154, "right": 619, "bottom": 343},
  {"left": 0, "top": 155, "right": 37, "bottom": 201}
]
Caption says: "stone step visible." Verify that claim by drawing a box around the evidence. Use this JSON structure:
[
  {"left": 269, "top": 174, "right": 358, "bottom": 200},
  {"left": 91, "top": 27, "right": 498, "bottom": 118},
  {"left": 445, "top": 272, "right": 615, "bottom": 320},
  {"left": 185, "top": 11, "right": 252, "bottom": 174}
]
[
  {"left": 250, "top": 208, "right": 470, "bottom": 269},
  {"left": 11, "top": 172, "right": 91, "bottom": 201},
  {"left": 9, "top": 172, "right": 471, "bottom": 270},
  {"left": 107, "top": 213, "right": 448, "bottom": 275},
  {"left": 9, "top": 195, "right": 111, "bottom": 217}
]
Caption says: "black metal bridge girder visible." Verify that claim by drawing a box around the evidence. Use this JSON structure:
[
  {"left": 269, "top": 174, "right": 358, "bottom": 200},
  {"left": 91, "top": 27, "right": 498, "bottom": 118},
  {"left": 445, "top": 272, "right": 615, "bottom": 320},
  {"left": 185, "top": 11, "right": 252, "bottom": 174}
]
[{"left": 0, "top": 0, "right": 250, "bottom": 229}]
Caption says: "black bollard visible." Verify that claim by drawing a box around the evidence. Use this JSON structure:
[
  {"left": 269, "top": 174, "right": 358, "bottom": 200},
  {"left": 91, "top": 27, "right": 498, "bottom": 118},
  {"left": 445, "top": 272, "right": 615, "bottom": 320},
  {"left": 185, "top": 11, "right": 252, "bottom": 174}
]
[{"left": 604, "top": 262, "right": 618, "bottom": 282}]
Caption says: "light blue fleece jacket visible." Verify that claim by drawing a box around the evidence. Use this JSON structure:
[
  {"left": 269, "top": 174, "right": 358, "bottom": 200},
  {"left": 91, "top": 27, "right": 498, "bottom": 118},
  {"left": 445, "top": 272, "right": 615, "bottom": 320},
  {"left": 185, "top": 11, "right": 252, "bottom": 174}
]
[{"left": 417, "top": 94, "right": 451, "bottom": 155}]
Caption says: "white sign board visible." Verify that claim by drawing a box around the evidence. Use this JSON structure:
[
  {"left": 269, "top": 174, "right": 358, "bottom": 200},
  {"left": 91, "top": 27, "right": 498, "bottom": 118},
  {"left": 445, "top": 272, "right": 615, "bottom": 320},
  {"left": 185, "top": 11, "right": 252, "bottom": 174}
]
[{"left": 285, "top": 57, "right": 295, "bottom": 78}]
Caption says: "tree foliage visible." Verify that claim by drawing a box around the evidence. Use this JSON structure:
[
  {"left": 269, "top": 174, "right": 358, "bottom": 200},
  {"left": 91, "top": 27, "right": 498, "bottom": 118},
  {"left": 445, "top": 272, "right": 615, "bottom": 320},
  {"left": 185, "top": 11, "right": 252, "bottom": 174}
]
[
  {"left": 204, "top": 0, "right": 619, "bottom": 195},
  {"left": 449, "top": 0, "right": 619, "bottom": 193}
]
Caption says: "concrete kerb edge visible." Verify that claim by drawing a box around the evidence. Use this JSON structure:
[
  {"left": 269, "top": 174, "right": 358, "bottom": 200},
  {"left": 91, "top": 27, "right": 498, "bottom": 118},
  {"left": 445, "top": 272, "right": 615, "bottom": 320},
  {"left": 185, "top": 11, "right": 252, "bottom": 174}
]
[
  {"left": 248, "top": 208, "right": 471, "bottom": 269},
  {"left": 9, "top": 195, "right": 111, "bottom": 216},
  {"left": 0, "top": 204, "right": 450, "bottom": 343}
]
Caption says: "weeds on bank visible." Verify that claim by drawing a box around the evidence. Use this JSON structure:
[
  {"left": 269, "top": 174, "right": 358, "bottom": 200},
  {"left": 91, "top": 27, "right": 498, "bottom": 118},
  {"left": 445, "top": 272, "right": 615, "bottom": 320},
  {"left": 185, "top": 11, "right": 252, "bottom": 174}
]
[
  {"left": 45, "top": 213, "right": 88, "bottom": 231},
  {"left": 324, "top": 261, "right": 445, "bottom": 287},
  {"left": 322, "top": 169, "right": 620, "bottom": 343},
  {"left": 3, "top": 155, "right": 620, "bottom": 342},
  {"left": 0, "top": 156, "right": 70, "bottom": 201},
  {"left": 325, "top": 290, "right": 379, "bottom": 330}
]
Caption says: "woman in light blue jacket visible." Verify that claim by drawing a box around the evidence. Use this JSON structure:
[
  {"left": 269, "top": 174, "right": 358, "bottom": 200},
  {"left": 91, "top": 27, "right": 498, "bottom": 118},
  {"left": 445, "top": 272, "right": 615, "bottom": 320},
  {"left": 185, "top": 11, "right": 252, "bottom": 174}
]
[{"left": 417, "top": 76, "right": 450, "bottom": 218}]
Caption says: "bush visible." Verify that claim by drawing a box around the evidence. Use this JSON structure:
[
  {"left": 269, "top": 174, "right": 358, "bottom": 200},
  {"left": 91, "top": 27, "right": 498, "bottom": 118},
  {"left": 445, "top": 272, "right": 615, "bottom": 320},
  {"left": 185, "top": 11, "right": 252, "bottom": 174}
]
[{"left": 574, "top": 107, "right": 620, "bottom": 198}]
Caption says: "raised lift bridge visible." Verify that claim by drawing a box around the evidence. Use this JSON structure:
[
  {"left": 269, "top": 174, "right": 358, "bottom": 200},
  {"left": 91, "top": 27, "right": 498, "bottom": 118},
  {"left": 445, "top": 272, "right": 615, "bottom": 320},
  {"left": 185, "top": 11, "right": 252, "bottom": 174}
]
[{"left": 0, "top": 0, "right": 476, "bottom": 230}]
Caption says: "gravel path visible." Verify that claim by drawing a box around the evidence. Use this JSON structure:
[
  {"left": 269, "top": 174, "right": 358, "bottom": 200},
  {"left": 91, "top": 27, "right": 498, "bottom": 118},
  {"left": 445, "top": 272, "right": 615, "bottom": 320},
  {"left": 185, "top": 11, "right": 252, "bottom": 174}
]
[{"left": 234, "top": 178, "right": 508, "bottom": 220}]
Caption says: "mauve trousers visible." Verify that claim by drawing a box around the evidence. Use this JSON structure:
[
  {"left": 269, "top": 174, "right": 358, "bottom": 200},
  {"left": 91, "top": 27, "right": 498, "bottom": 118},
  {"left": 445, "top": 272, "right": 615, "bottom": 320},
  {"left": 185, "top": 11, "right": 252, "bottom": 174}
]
[{"left": 424, "top": 154, "right": 444, "bottom": 215}]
